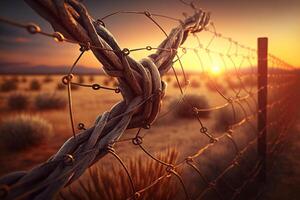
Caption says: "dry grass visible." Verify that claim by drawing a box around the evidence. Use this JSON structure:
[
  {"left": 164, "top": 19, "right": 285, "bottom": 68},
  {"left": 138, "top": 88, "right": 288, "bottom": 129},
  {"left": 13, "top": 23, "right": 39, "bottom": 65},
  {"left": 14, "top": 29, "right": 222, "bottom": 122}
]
[
  {"left": 29, "top": 79, "right": 42, "bottom": 91},
  {"left": 170, "top": 94, "right": 211, "bottom": 119},
  {"left": 213, "top": 105, "right": 244, "bottom": 132},
  {"left": 88, "top": 75, "right": 94, "bottom": 82},
  {"left": 0, "top": 114, "right": 52, "bottom": 151},
  {"left": 205, "top": 80, "right": 227, "bottom": 95},
  {"left": 77, "top": 75, "right": 85, "bottom": 84},
  {"left": 262, "top": 123, "right": 300, "bottom": 200},
  {"left": 56, "top": 82, "right": 80, "bottom": 91},
  {"left": 43, "top": 76, "right": 54, "bottom": 83},
  {"left": 0, "top": 74, "right": 297, "bottom": 199},
  {"left": 7, "top": 93, "right": 29, "bottom": 110},
  {"left": 59, "top": 148, "right": 180, "bottom": 200},
  {"left": 21, "top": 76, "right": 27, "bottom": 83},
  {"left": 34, "top": 93, "right": 67, "bottom": 110},
  {"left": 56, "top": 83, "right": 65, "bottom": 90},
  {"left": 190, "top": 79, "right": 201, "bottom": 88},
  {"left": 0, "top": 79, "right": 18, "bottom": 92}
]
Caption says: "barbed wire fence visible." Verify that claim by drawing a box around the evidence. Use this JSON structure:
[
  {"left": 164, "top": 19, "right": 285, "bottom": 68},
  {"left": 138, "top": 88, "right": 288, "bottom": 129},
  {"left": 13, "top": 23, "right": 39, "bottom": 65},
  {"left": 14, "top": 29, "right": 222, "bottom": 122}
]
[{"left": 0, "top": 0, "right": 299, "bottom": 199}]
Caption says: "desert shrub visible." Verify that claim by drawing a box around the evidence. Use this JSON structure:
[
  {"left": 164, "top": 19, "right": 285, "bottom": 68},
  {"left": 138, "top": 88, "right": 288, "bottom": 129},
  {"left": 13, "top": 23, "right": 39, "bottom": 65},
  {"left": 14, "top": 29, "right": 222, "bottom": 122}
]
[
  {"left": 0, "top": 77, "right": 6, "bottom": 82},
  {"left": 165, "top": 76, "right": 172, "bottom": 83},
  {"left": 78, "top": 75, "right": 84, "bottom": 84},
  {"left": 89, "top": 75, "right": 94, "bottom": 82},
  {"left": 170, "top": 94, "right": 210, "bottom": 118},
  {"left": 243, "top": 75, "right": 256, "bottom": 87},
  {"left": 34, "top": 93, "right": 67, "bottom": 110},
  {"left": 213, "top": 105, "right": 244, "bottom": 132},
  {"left": 0, "top": 79, "right": 18, "bottom": 92},
  {"left": 190, "top": 79, "right": 201, "bottom": 88},
  {"left": 11, "top": 76, "right": 20, "bottom": 83},
  {"left": 205, "top": 80, "right": 227, "bottom": 95},
  {"left": 56, "top": 83, "right": 79, "bottom": 91},
  {"left": 71, "top": 84, "right": 80, "bottom": 90},
  {"left": 21, "top": 76, "right": 27, "bottom": 83},
  {"left": 29, "top": 79, "right": 41, "bottom": 91},
  {"left": 60, "top": 148, "right": 180, "bottom": 200},
  {"left": 0, "top": 115, "right": 52, "bottom": 151},
  {"left": 172, "top": 80, "right": 188, "bottom": 88},
  {"left": 173, "top": 81, "right": 180, "bottom": 88},
  {"left": 225, "top": 78, "right": 240, "bottom": 90},
  {"left": 103, "top": 78, "right": 110, "bottom": 86},
  {"left": 56, "top": 83, "right": 65, "bottom": 90},
  {"left": 112, "top": 79, "right": 118, "bottom": 87},
  {"left": 43, "top": 76, "right": 53, "bottom": 83},
  {"left": 7, "top": 93, "right": 29, "bottom": 110}
]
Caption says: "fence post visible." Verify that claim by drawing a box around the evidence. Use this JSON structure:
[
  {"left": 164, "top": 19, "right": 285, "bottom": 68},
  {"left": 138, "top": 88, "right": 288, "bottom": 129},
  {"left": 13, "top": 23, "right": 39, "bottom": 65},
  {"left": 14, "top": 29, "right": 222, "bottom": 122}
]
[{"left": 257, "top": 37, "right": 268, "bottom": 182}]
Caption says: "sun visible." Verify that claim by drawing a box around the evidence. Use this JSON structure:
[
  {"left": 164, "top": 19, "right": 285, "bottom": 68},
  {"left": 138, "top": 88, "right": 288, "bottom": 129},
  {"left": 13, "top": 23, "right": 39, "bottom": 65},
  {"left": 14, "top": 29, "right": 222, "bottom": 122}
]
[{"left": 210, "top": 65, "right": 222, "bottom": 76}]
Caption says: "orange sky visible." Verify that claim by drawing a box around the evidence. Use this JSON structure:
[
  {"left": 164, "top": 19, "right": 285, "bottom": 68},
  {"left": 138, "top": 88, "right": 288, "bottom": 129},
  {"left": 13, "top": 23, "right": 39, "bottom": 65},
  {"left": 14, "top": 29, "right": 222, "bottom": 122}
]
[{"left": 0, "top": 0, "right": 299, "bottom": 71}]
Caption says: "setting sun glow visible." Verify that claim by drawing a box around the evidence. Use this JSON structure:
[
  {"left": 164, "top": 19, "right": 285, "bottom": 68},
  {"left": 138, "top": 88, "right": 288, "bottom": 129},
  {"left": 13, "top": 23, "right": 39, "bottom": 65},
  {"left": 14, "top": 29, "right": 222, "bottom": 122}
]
[{"left": 210, "top": 65, "right": 222, "bottom": 75}]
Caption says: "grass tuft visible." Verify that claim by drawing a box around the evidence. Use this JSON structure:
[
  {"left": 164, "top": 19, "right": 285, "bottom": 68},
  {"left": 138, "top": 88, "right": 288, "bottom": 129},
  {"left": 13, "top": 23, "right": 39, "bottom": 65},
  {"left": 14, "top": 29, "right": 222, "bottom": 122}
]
[
  {"left": 213, "top": 106, "right": 244, "bottom": 132},
  {"left": 56, "top": 83, "right": 79, "bottom": 91},
  {"left": 29, "top": 79, "right": 41, "bottom": 91},
  {"left": 60, "top": 148, "right": 180, "bottom": 200},
  {"left": 7, "top": 93, "right": 29, "bottom": 110},
  {"left": 34, "top": 93, "right": 67, "bottom": 110},
  {"left": 170, "top": 94, "right": 211, "bottom": 119},
  {"left": 0, "top": 79, "right": 18, "bottom": 92},
  {"left": 0, "top": 115, "right": 52, "bottom": 151},
  {"left": 43, "top": 76, "right": 54, "bottom": 83}
]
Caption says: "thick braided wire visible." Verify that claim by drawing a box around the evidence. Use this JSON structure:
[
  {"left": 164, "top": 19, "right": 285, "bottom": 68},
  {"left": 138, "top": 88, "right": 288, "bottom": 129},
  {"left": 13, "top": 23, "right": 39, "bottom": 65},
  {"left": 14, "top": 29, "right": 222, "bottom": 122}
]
[{"left": 0, "top": 0, "right": 210, "bottom": 199}]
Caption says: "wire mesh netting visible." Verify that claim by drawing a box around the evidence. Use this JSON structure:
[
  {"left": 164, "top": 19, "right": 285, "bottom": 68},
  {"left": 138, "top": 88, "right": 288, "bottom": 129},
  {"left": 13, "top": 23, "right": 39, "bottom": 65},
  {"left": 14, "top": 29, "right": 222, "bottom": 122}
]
[{"left": 0, "top": 0, "right": 299, "bottom": 200}]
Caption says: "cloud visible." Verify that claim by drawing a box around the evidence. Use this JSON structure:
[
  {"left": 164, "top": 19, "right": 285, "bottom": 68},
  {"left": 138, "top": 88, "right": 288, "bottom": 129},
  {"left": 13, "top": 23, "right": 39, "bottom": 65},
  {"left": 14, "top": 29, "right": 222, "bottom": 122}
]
[
  {"left": 0, "top": 60, "right": 30, "bottom": 68},
  {"left": 13, "top": 37, "right": 31, "bottom": 43},
  {"left": 0, "top": 36, "right": 32, "bottom": 47},
  {"left": 0, "top": 25, "right": 33, "bottom": 47},
  {"left": 0, "top": 36, "right": 31, "bottom": 44}
]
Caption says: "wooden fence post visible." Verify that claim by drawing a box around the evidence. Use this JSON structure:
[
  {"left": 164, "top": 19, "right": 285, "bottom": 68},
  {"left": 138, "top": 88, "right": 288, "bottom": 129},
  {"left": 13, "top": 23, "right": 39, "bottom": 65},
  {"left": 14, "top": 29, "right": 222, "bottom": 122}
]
[{"left": 257, "top": 37, "right": 268, "bottom": 182}]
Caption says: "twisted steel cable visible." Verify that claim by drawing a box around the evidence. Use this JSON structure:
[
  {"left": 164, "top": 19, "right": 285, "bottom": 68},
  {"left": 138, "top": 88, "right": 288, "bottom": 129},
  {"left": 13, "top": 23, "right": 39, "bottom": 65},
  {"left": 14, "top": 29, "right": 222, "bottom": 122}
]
[{"left": 0, "top": 0, "right": 210, "bottom": 199}]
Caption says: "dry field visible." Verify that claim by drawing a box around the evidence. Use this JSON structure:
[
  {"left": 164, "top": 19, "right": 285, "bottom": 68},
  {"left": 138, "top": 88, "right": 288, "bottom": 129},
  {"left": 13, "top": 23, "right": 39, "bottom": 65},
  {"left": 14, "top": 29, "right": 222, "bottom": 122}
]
[
  {"left": 0, "top": 73, "right": 298, "bottom": 199},
  {"left": 0, "top": 74, "right": 235, "bottom": 173}
]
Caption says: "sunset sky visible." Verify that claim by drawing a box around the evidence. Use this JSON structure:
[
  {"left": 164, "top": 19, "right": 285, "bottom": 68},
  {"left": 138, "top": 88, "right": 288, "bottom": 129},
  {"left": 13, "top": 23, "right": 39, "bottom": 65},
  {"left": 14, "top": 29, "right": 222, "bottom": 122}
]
[{"left": 0, "top": 0, "right": 299, "bottom": 72}]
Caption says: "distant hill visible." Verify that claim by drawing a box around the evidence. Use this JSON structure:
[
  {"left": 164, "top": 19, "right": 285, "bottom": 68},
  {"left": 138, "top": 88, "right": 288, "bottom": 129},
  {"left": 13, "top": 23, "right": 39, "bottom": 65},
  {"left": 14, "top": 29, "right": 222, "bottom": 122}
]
[
  {"left": 0, "top": 62, "right": 105, "bottom": 75},
  {"left": 1, "top": 61, "right": 297, "bottom": 75}
]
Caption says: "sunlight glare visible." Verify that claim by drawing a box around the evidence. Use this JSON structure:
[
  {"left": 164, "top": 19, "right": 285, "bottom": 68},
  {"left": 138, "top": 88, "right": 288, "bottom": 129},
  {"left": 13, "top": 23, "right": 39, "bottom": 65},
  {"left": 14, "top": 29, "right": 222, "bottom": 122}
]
[{"left": 210, "top": 65, "right": 222, "bottom": 76}]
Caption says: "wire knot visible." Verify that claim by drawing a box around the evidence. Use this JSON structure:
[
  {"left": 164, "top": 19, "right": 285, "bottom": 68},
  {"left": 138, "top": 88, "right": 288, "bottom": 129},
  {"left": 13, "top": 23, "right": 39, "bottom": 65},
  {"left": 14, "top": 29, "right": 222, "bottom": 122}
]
[
  {"left": 133, "top": 192, "right": 141, "bottom": 200},
  {"left": 80, "top": 42, "right": 91, "bottom": 51},
  {"left": 62, "top": 74, "right": 74, "bottom": 85},
  {"left": 77, "top": 123, "right": 86, "bottom": 130},
  {"left": 62, "top": 154, "right": 75, "bottom": 166},
  {"left": 92, "top": 84, "right": 101, "bottom": 90},
  {"left": 26, "top": 23, "right": 41, "bottom": 34},
  {"left": 144, "top": 11, "right": 151, "bottom": 17},
  {"left": 122, "top": 48, "right": 130, "bottom": 56},
  {"left": 132, "top": 136, "right": 143, "bottom": 145},
  {"left": 200, "top": 127, "right": 208, "bottom": 133},
  {"left": 96, "top": 19, "right": 105, "bottom": 27},
  {"left": 185, "top": 156, "right": 194, "bottom": 163},
  {"left": 166, "top": 165, "right": 175, "bottom": 174},
  {"left": 52, "top": 32, "right": 65, "bottom": 42}
]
